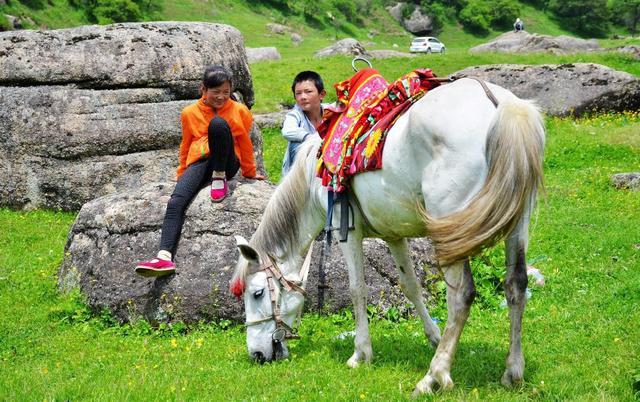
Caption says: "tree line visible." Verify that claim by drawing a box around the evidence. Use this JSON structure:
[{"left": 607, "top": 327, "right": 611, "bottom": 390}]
[
  {"left": 8, "top": 0, "right": 639, "bottom": 38},
  {"left": 401, "top": 0, "right": 639, "bottom": 37},
  {"left": 260, "top": 0, "right": 639, "bottom": 38}
]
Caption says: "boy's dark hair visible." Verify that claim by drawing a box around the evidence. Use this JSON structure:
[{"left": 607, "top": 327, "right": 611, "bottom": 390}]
[
  {"left": 291, "top": 70, "right": 324, "bottom": 94},
  {"left": 203, "top": 65, "right": 233, "bottom": 89}
]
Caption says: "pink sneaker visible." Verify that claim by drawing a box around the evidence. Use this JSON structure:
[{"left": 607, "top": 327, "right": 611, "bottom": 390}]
[
  {"left": 210, "top": 178, "right": 228, "bottom": 202},
  {"left": 135, "top": 258, "right": 175, "bottom": 277}
]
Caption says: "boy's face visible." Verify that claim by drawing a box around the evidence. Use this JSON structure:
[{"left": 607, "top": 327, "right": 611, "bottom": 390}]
[
  {"left": 202, "top": 81, "right": 231, "bottom": 110},
  {"left": 294, "top": 80, "right": 325, "bottom": 114}
]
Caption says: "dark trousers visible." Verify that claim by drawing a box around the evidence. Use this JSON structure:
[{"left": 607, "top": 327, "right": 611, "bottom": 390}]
[{"left": 159, "top": 117, "right": 240, "bottom": 257}]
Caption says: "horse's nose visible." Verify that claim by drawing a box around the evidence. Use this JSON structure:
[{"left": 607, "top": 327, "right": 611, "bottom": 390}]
[{"left": 252, "top": 351, "right": 266, "bottom": 365}]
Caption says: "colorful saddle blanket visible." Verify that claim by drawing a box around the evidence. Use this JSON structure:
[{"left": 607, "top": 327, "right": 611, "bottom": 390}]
[{"left": 316, "top": 67, "right": 441, "bottom": 192}]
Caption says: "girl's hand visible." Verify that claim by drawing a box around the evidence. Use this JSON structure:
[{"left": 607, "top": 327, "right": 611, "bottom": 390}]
[{"left": 252, "top": 174, "right": 266, "bottom": 180}]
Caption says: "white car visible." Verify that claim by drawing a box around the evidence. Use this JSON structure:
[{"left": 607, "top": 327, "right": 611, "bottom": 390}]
[{"left": 409, "top": 37, "right": 446, "bottom": 54}]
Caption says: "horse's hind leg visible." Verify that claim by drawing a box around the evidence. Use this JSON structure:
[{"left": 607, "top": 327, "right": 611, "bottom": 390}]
[
  {"left": 386, "top": 238, "right": 441, "bottom": 348},
  {"left": 413, "top": 259, "right": 475, "bottom": 396},
  {"left": 501, "top": 216, "right": 530, "bottom": 387}
]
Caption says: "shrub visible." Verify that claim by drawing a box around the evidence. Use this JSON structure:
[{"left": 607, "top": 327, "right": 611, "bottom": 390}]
[
  {"left": 491, "top": 0, "right": 520, "bottom": 29},
  {"left": 92, "top": 0, "right": 142, "bottom": 24},
  {"left": 0, "top": 15, "right": 13, "bottom": 31},
  {"left": 401, "top": 2, "right": 415, "bottom": 20},
  {"left": 610, "top": 0, "right": 640, "bottom": 35},
  {"left": 331, "top": 0, "right": 359, "bottom": 24},
  {"left": 459, "top": 0, "right": 492, "bottom": 33},
  {"left": 548, "top": 0, "right": 610, "bottom": 37},
  {"left": 420, "top": 2, "right": 449, "bottom": 34}
]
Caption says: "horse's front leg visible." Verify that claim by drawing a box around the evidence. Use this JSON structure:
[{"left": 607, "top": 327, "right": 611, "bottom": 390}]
[
  {"left": 386, "top": 238, "right": 441, "bottom": 348},
  {"left": 501, "top": 226, "right": 529, "bottom": 387},
  {"left": 413, "top": 259, "right": 475, "bottom": 396},
  {"left": 339, "top": 232, "right": 372, "bottom": 368}
]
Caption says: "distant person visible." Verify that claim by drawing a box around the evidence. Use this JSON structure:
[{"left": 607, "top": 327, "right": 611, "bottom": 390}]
[
  {"left": 514, "top": 17, "right": 524, "bottom": 32},
  {"left": 281, "top": 70, "right": 326, "bottom": 178},
  {"left": 135, "top": 65, "right": 264, "bottom": 277}
]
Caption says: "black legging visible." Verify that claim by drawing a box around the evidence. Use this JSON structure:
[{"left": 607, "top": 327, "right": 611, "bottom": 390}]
[{"left": 159, "top": 117, "right": 240, "bottom": 257}]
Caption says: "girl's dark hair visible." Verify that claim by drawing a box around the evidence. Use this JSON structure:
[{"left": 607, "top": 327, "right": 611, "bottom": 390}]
[
  {"left": 203, "top": 65, "right": 233, "bottom": 89},
  {"left": 291, "top": 71, "right": 324, "bottom": 94}
]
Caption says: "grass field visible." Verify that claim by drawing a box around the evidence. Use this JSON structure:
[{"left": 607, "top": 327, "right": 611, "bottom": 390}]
[
  {"left": 1, "top": 1, "right": 640, "bottom": 400},
  {"left": 1, "top": 111, "right": 639, "bottom": 400}
]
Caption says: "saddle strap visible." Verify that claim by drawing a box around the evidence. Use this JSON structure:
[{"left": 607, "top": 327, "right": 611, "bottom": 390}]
[
  {"left": 468, "top": 77, "right": 499, "bottom": 108},
  {"left": 427, "top": 74, "right": 499, "bottom": 108}
]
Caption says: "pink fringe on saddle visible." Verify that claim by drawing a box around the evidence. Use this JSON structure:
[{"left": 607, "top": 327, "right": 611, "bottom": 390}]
[{"left": 229, "top": 277, "right": 245, "bottom": 300}]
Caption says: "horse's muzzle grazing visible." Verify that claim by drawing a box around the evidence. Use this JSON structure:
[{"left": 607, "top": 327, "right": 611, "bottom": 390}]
[{"left": 252, "top": 351, "right": 266, "bottom": 365}]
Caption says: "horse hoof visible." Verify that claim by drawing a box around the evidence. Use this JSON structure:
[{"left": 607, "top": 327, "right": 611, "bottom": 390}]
[
  {"left": 347, "top": 357, "right": 360, "bottom": 368},
  {"left": 428, "top": 334, "right": 441, "bottom": 349},
  {"left": 412, "top": 372, "right": 453, "bottom": 396},
  {"left": 501, "top": 369, "right": 524, "bottom": 388}
]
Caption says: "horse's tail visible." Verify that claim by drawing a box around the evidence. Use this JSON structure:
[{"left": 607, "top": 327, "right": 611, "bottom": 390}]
[{"left": 425, "top": 97, "right": 545, "bottom": 266}]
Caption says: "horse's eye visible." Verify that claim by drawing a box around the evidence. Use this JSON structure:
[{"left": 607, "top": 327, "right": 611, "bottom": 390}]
[{"left": 253, "top": 289, "right": 264, "bottom": 299}]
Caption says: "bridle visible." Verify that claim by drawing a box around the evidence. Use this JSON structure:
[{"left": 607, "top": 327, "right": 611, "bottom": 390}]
[{"left": 244, "top": 246, "right": 312, "bottom": 343}]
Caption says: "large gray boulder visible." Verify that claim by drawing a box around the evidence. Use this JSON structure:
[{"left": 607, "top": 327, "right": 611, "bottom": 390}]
[
  {"left": 470, "top": 31, "right": 602, "bottom": 54},
  {"left": 0, "top": 22, "right": 262, "bottom": 211},
  {"left": 387, "top": 3, "right": 433, "bottom": 35},
  {"left": 453, "top": 63, "right": 640, "bottom": 116},
  {"left": 0, "top": 22, "right": 253, "bottom": 102},
  {"left": 58, "top": 181, "right": 438, "bottom": 323},
  {"left": 314, "top": 38, "right": 370, "bottom": 58}
]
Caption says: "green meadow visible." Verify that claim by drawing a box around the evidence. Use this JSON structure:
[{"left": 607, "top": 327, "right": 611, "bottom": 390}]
[{"left": 1, "top": 0, "right": 639, "bottom": 400}]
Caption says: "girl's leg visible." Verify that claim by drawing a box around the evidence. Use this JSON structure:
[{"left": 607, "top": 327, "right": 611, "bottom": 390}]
[
  {"left": 159, "top": 159, "right": 210, "bottom": 257},
  {"left": 208, "top": 117, "right": 240, "bottom": 179},
  {"left": 136, "top": 160, "right": 210, "bottom": 276}
]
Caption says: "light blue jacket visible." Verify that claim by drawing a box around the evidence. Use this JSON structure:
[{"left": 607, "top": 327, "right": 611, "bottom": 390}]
[{"left": 280, "top": 103, "right": 323, "bottom": 178}]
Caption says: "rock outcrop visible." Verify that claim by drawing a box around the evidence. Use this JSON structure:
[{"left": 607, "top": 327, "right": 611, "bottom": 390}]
[
  {"left": 387, "top": 2, "right": 433, "bottom": 35},
  {"left": 246, "top": 47, "right": 281, "bottom": 63},
  {"left": 616, "top": 45, "right": 640, "bottom": 60},
  {"left": 453, "top": 63, "right": 640, "bottom": 116},
  {"left": 0, "top": 22, "right": 262, "bottom": 211},
  {"left": 253, "top": 111, "right": 287, "bottom": 129},
  {"left": 314, "top": 38, "right": 369, "bottom": 58},
  {"left": 369, "top": 49, "right": 415, "bottom": 59},
  {"left": 266, "top": 23, "right": 288, "bottom": 35},
  {"left": 291, "top": 33, "right": 303, "bottom": 46},
  {"left": 611, "top": 173, "right": 640, "bottom": 191},
  {"left": 470, "top": 31, "right": 602, "bottom": 54},
  {"left": 58, "top": 181, "right": 438, "bottom": 324}
]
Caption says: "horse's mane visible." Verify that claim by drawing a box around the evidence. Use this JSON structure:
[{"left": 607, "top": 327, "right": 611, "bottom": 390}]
[{"left": 231, "top": 139, "right": 320, "bottom": 287}]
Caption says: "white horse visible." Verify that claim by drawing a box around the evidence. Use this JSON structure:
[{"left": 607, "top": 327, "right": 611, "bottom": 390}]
[{"left": 231, "top": 77, "right": 545, "bottom": 395}]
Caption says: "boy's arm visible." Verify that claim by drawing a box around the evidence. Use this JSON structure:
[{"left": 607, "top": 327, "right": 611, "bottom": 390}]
[
  {"left": 176, "top": 111, "right": 193, "bottom": 179},
  {"left": 281, "top": 111, "right": 312, "bottom": 142}
]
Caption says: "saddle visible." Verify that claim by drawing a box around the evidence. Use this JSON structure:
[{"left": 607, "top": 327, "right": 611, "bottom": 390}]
[{"left": 316, "top": 67, "right": 441, "bottom": 193}]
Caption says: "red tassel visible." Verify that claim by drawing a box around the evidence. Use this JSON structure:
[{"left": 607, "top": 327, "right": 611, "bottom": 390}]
[{"left": 229, "top": 278, "right": 245, "bottom": 300}]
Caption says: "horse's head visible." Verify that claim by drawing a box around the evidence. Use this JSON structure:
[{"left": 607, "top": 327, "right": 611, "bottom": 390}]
[{"left": 230, "top": 235, "right": 308, "bottom": 364}]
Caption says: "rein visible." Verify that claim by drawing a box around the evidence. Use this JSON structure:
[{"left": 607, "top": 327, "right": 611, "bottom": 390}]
[{"left": 244, "top": 247, "right": 312, "bottom": 342}]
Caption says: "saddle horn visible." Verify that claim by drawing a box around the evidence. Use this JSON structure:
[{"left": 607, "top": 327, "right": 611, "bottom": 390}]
[{"left": 351, "top": 56, "right": 372, "bottom": 72}]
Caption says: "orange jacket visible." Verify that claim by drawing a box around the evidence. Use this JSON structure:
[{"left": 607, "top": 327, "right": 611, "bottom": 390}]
[{"left": 177, "top": 96, "right": 256, "bottom": 178}]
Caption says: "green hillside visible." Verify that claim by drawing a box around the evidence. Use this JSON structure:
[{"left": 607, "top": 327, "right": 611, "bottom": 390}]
[
  {"left": 1, "top": 0, "right": 638, "bottom": 114},
  {"left": 2, "top": 0, "right": 638, "bottom": 48}
]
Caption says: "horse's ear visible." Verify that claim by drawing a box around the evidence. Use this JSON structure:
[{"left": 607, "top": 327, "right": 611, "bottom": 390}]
[{"left": 235, "top": 235, "right": 260, "bottom": 264}]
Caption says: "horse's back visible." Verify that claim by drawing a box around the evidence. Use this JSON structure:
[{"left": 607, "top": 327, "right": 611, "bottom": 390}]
[{"left": 351, "top": 78, "right": 524, "bottom": 237}]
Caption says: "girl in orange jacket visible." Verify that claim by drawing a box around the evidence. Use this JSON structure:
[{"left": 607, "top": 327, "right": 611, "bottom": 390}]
[{"left": 135, "top": 65, "right": 264, "bottom": 277}]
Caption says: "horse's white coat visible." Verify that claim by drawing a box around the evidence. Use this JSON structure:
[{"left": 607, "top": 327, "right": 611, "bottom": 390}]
[{"left": 234, "top": 78, "right": 545, "bottom": 394}]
